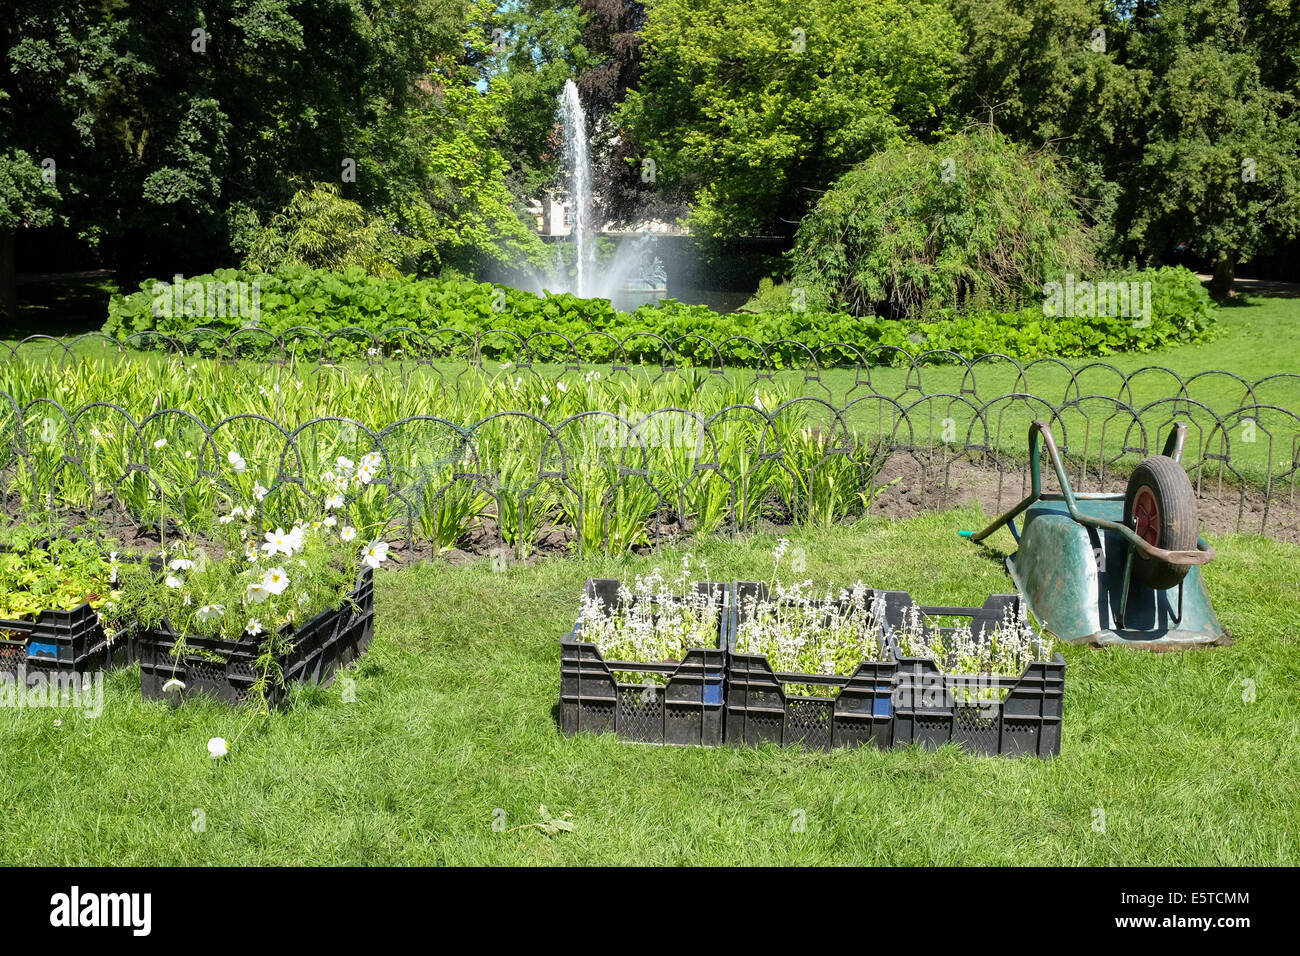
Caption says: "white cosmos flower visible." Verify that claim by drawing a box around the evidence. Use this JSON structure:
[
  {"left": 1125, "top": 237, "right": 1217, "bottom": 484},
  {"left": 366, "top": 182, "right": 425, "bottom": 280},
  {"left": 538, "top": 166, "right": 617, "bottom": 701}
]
[
  {"left": 153, "top": 438, "right": 167, "bottom": 449},
  {"left": 325, "top": 493, "right": 343, "bottom": 510},
  {"left": 219, "top": 512, "right": 236, "bottom": 525},
  {"left": 165, "top": 574, "right": 183, "bottom": 589},
  {"left": 362, "top": 540, "right": 389, "bottom": 569},
  {"left": 163, "top": 678, "right": 185, "bottom": 693},
  {"left": 340, "top": 526, "right": 357, "bottom": 543},
  {"left": 208, "top": 737, "right": 228, "bottom": 758},
  {"left": 556, "top": 380, "right": 568, "bottom": 393},
  {"left": 323, "top": 515, "right": 337, "bottom": 528},
  {"left": 245, "top": 580, "right": 271, "bottom": 604},
  {"left": 228, "top": 449, "right": 247, "bottom": 473},
  {"left": 541, "top": 394, "right": 550, "bottom": 408},
  {"left": 246, "top": 618, "right": 263, "bottom": 636},
  {"left": 262, "top": 566, "right": 290, "bottom": 596},
  {"left": 361, "top": 452, "right": 381, "bottom": 471},
  {"left": 287, "top": 525, "right": 305, "bottom": 551},
  {"left": 261, "top": 528, "right": 292, "bottom": 556},
  {"left": 197, "top": 604, "right": 224, "bottom": 622},
  {"left": 253, "top": 483, "right": 268, "bottom": 501},
  {"left": 336, "top": 456, "right": 355, "bottom": 476},
  {"left": 356, "top": 466, "right": 375, "bottom": 486},
  {"left": 335, "top": 475, "right": 348, "bottom": 493},
  {"left": 169, "top": 558, "right": 194, "bottom": 571}
]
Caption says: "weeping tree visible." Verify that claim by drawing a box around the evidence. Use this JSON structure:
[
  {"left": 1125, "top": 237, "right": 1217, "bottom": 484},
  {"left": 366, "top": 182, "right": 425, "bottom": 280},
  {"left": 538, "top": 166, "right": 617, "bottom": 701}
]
[{"left": 788, "top": 129, "right": 1096, "bottom": 318}]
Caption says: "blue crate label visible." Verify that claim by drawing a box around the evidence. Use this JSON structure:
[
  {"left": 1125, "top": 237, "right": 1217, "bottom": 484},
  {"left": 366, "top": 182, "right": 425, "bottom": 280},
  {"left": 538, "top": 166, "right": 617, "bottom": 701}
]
[{"left": 27, "top": 642, "right": 58, "bottom": 658}]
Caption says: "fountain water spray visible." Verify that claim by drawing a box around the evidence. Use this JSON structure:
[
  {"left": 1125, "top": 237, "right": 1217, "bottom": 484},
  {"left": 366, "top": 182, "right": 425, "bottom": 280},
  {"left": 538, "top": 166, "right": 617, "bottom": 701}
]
[{"left": 557, "top": 79, "right": 592, "bottom": 297}]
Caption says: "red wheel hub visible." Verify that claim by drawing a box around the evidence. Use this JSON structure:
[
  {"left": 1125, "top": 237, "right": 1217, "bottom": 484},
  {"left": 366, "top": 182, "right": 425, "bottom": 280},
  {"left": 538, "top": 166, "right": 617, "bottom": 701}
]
[{"left": 1133, "top": 485, "right": 1161, "bottom": 547}]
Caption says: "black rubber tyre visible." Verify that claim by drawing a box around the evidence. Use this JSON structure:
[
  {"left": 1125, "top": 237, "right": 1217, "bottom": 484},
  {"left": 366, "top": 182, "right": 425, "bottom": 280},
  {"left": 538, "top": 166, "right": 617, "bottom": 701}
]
[{"left": 1123, "top": 455, "right": 1198, "bottom": 590}]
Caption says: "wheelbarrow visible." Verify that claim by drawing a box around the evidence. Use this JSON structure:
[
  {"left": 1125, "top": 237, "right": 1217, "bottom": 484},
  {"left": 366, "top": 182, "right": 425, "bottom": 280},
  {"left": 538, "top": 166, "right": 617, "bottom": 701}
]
[{"left": 961, "top": 420, "right": 1228, "bottom": 649}]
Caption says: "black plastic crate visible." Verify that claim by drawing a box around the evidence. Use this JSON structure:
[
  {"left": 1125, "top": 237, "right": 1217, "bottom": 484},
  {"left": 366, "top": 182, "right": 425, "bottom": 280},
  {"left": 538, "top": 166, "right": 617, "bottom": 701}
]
[
  {"left": 560, "top": 577, "right": 728, "bottom": 745},
  {"left": 724, "top": 581, "right": 908, "bottom": 750},
  {"left": 887, "top": 594, "right": 1065, "bottom": 758},
  {"left": 138, "top": 567, "right": 374, "bottom": 708},
  {"left": 0, "top": 544, "right": 155, "bottom": 677}
]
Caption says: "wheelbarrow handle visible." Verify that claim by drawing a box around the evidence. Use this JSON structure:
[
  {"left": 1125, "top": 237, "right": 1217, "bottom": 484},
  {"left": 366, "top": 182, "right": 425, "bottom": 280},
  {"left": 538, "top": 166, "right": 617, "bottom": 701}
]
[{"left": 970, "top": 420, "right": 1213, "bottom": 566}]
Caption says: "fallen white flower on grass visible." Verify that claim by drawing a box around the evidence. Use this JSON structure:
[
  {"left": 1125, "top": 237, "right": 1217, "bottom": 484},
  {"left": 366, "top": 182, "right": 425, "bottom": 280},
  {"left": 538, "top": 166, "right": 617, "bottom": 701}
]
[{"left": 208, "top": 737, "right": 228, "bottom": 759}]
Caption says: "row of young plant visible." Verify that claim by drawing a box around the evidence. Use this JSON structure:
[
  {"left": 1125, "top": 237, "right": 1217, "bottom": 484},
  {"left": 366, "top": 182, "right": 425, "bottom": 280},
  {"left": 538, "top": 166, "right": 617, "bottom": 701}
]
[
  {"left": 0, "top": 453, "right": 391, "bottom": 714},
  {"left": 100, "top": 264, "right": 1219, "bottom": 365},
  {"left": 1, "top": 360, "right": 903, "bottom": 554},
  {"left": 561, "top": 543, "right": 1065, "bottom": 757}
]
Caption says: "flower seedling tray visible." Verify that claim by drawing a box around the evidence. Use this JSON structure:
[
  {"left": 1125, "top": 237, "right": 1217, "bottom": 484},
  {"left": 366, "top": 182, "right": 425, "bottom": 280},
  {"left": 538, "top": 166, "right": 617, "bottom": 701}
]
[
  {"left": 138, "top": 567, "right": 374, "bottom": 708},
  {"left": 0, "top": 544, "right": 156, "bottom": 677},
  {"left": 724, "top": 580, "right": 911, "bottom": 751},
  {"left": 560, "top": 577, "right": 728, "bottom": 746},
  {"left": 887, "top": 594, "right": 1065, "bottom": 758}
]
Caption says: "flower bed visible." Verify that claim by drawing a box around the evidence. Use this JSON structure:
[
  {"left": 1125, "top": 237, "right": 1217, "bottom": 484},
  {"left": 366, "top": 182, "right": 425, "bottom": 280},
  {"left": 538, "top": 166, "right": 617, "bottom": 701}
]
[
  {"left": 888, "top": 594, "right": 1064, "bottom": 758},
  {"left": 0, "top": 536, "right": 148, "bottom": 676},
  {"left": 725, "top": 578, "right": 908, "bottom": 750},
  {"left": 560, "top": 561, "right": 727, "bottom": 745}
]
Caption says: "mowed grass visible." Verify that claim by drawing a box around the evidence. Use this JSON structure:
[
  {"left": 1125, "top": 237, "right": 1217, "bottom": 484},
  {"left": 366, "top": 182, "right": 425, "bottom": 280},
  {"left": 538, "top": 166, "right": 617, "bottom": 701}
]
[{"left": 0, "top": 507, "right": 1296, "bottom": 865}]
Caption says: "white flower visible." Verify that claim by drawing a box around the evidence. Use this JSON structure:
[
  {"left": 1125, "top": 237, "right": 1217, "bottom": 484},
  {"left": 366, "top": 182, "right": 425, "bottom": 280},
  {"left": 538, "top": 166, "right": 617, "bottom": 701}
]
[
  {"left": 356, "top": 466, "right": 375, "bottom": 486},
  {"left": 556, "top": 380, "right": 568, "bottom": 394},
  {"left": 245, "top": 580, "right": 271, "bottom": 604},
  {"left": 287, "top": 525, "right": 305, "bottom": 551},
  {"left": 184, "top": 449, "right": 193, "bottom": 460},
  {"left": 228, "top": 450, "right": 247, "bottom": 474},
  {"left": 362, "top": 540, "right": 389, "bottom": 569},
  {"left": 262, "top": 566, "right": 290, "bottom": 596},
  {"left": 323, "top": 515, "right": 337, "bottom": 528},
  {"left": 219, "top": 512, "right": 236, "bottom": 525},
  {"left": 169, "top": 558, "right": 194, "bottom": 571},
  {"left": 340, "top": 526, "right": 357, "bottom": 543},
  {"left": 541, "top": 394, "right": 550, "bottom": 408},
  {"left": 197, "top": 604, "right": 223, "bottom": 622},
  {"left": 361, "top": 452, "right": 381, "bottom": 471},
  {"left": 207, "top": 737, "right": 228, "bottom": 759},
  {"left": 253, "top": 483, "right": 268, "bottom": 501},
  {"left": 336, "top": 456, "right": 355, "bottom": 476},
  {"left": 153, "top": 438, "right": 167, "bottom": 449},
  {"left": 261, "top": 528, "right": 295, "bottom": 556},
  {"left": 325, "top": 493, "right": 344, "bottom": 510},
  {"left": 246, "top": 618, "right": 263, "bottom": 636},
  {"left": 334, "top": 475, "right": 349, "bottom": 493},
  {"left": 163, "top": 678, "right": 185, "bottom": 693},
  {"left": 165, "top": 574, "right": 183, "bottom": 589}
]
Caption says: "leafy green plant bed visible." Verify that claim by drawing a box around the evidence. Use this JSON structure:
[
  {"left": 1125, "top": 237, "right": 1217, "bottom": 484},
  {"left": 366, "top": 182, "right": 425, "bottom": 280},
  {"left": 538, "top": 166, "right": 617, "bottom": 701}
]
[
  {"left": 0, "top": 534, "right": 142, "bottom": 676},
  {"left": 560, "top": 563, "right": 728, "bottom": 745},
  {"left": 102, "top": 263, "right": 1218, "bottom": 365},
  {"left": 888, "top": 594, "right": 1064, "bottom": 758}
]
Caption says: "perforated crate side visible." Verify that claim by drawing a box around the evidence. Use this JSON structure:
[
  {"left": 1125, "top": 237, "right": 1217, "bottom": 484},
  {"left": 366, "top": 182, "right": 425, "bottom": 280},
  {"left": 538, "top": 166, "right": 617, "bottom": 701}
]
[{"left": 725, "top": 580, "right": 897, "bottom": 751}]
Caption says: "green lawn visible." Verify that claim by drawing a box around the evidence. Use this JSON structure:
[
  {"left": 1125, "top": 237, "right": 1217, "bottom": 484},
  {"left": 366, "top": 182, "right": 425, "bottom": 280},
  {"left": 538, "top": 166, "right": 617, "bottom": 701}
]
[{"left": 2, "top": 508, "right": 1296, "bottom": 865}]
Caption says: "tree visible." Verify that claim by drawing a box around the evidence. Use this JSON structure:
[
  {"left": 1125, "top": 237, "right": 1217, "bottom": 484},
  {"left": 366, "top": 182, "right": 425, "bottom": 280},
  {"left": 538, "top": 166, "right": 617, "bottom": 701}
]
[
  {"left": 1122, "top": 0, "right": 1300, "bottom": 292},
  {"left": 788, "top": 129, "right": 1095, "bottom": 317},
  {"left": 617, "top": 0, "right": 959, "bottom": 241}
]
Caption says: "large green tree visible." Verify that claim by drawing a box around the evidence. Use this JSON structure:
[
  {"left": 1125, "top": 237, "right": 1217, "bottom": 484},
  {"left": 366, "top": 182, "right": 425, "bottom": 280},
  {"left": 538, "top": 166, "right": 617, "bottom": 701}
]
[{"left": 618, "top": 0, "right": 959, "bottom": 240}]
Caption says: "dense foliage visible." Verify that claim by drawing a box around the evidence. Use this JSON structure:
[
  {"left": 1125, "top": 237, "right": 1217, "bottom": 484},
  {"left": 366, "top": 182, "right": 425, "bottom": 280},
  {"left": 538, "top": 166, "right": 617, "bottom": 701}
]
[
  {"left": 787, "top": 130, "right": 1096, "bottom": 318},
  {"left": 104, "top": 264, "right": 1217, "bottom": 364}
]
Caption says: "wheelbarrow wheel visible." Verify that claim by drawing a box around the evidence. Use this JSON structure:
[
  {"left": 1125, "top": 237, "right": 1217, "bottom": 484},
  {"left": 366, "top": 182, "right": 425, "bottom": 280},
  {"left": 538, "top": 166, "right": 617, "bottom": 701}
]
[{"left": 1123, "top": 455, "right": 1198, "bottom": 590}]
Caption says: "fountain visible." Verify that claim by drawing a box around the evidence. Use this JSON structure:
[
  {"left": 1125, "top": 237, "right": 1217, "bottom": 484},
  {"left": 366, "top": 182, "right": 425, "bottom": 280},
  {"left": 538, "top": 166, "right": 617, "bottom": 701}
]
[{"left": 549, "top": 80, "right": 667, "bottom": 309}]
